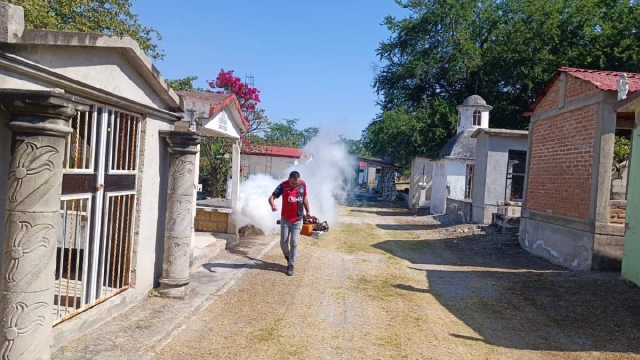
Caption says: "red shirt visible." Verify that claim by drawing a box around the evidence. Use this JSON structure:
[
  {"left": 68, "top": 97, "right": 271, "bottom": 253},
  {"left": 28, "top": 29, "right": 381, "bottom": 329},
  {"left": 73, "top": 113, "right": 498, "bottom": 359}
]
[{"left": 272, "top": 180, "right": 307, "bottom": 223}]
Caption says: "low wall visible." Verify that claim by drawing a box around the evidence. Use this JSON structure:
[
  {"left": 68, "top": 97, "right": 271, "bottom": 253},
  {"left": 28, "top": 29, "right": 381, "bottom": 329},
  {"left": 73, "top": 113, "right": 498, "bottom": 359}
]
[
  {"left": 195, "top": 207, "right": 229, "bottom": 233},
  {"left": 446, "top": 198, "right": 473, "bottom": 223},
  {"left": 609, "top": 200, "right": 627, "bottom": 225}
]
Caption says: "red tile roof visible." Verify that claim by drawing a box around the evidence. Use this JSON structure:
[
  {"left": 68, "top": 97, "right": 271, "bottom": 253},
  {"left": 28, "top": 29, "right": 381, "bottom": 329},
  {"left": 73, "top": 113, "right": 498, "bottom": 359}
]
[
  {"left": 241, "top": 146, "right": 303, "bottom": 159},
  {"left": 176, "top": 91, "right": 249, "bottom": 130},
  {"left": 526, "top": 67, "right": 640, "bottom": 115},
  {"left": 561, "top": 67, "right": 640, "bottom": 92}
]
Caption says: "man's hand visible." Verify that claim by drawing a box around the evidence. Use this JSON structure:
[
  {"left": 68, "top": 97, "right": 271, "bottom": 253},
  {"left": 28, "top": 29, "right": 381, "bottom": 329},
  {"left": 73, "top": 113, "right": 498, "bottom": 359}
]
[{"left": 269, "top": 195, "right": 278, "bottom": 212}]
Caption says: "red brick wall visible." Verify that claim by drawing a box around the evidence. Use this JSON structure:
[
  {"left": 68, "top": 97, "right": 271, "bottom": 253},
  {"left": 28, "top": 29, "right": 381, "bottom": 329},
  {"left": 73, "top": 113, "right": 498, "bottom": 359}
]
[
  {"left": 535, "top": 75, "right": 600, "bottom": 112},
  {"left": 525, "top": 105, "right": 597, "bottom": 220},
  {"left": 536, "top": 80, "right": 561, "bottom": 112},
  {"left": 566, "top": 75, "right": 599, "bottom": 103},
  {"left": 610, "top": 202, "right": 627, "bottom": 225}
]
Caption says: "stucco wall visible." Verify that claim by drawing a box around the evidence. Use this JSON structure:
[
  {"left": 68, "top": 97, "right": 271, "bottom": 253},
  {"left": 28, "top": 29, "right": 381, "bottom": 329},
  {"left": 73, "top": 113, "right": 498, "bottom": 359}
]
[
  {"left": 445, "top": 159, "right": 468, "bottom": 201},
  {"left": 457, "top": 107, "right": 489, "bottom": 133},
  {"left": 430, "top": 161, "right": 447, "bottom": 214},
  {"left": 408, "top": 156, "right": 432, "bottom": 209},
  {"left": 133, "top": 117, "right": 173, "bottom": 290},
  {"left": 241, "top": 154, "right": 298, "bottom": 179},
  {"left": 4, "top": 46, "right": 168, "bottom": 108},
  {"left": 473, "top": 134, "right": 528, "bottom": 224}
]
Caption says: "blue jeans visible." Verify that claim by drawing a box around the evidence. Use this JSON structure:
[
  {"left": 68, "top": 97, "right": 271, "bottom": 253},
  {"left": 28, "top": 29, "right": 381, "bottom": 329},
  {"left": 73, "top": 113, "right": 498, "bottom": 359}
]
[{"left": 280, "top": 218, "right": 303, "bottom": 266}]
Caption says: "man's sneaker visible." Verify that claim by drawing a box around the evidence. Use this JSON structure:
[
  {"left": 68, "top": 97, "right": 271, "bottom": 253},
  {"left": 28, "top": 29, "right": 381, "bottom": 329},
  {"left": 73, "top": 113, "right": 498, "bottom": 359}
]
[{"left": 286, "top": 265, "right": 294, "bottom": 276}]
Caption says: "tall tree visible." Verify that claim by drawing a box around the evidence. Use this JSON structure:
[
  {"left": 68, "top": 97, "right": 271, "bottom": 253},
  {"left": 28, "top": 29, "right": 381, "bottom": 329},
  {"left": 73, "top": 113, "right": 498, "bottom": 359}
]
[
  {"left": 10, "top": 0, "right": 163, "bottom": 60},
  {"left": 362, "top": 98, "right": 456, "bottom": 168},
  {"left": 374, "top": 0, "right": 640, "bottom": 132}
]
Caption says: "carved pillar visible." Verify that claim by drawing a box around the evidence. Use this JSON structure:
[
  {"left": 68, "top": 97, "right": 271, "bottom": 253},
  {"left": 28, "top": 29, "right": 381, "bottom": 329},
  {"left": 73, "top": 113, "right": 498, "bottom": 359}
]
[
  {"left": 158, "top": 131, "right": 201, "bottom": 298},
  {"left": 0, "top": 89, "right": 88, "bottom": 360}
]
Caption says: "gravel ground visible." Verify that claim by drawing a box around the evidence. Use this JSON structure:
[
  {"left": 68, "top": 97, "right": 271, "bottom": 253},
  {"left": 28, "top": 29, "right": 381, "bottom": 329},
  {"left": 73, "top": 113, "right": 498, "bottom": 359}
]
[{"left": 153, "top": 201, "right": 640, "bottom": 360}]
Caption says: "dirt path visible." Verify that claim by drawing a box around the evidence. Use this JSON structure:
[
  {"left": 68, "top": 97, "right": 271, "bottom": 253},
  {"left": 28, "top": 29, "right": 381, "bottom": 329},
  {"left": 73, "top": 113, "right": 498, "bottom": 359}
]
[{"left": 155, "top": 201, "right": 640, "bottom": 360}]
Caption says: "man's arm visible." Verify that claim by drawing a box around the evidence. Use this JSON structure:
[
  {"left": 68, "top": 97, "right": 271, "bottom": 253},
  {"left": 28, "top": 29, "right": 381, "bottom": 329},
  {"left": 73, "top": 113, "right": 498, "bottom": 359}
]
[
  {"left": 303, "top": 196, "right": 310, "bottom": 216},
  {"left": 269, "top": 183, "right": 283, "bottom": 212}
]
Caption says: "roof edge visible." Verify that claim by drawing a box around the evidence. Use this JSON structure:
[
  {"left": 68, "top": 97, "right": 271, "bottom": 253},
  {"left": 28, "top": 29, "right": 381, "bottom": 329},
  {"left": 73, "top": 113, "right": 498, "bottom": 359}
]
[{"left": 471, "top": 128, "right": 529, "bottom": 138}]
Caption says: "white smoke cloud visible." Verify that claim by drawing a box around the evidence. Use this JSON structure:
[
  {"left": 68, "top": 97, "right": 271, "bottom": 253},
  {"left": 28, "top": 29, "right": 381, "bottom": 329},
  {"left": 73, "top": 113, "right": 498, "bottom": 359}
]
[{"left": 233, "top": 129, "right": 357, "bottom": 234}]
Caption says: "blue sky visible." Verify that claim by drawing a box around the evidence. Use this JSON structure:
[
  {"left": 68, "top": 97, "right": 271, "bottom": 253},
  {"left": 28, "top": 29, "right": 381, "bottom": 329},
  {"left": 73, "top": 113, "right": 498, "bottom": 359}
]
[{"left": 132, "top": 0, "right": 408, "bottom": 139}]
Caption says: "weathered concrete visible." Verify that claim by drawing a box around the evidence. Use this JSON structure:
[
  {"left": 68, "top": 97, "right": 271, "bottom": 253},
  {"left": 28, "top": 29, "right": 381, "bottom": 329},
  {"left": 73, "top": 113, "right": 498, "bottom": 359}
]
[
  {"left": 446, "top": 198, "right": 473, "bottom": 223},
  {"left": 0, "top": 2, "right": 23, "bottom": 43},
  {"left": 158, "top": 131, "right": 201, "bottom": 298},
  {"left": 408, "top": 156, "right": 432, "bottom": 209},
  {"left": 519, "top": 216, "right": 594, "bottom": 271},
  {"left": 471, "top": 129, "right": 528, "bottom": 224},
  {"left": 0, "top": 89, "right": 87, "bottom": 360}
]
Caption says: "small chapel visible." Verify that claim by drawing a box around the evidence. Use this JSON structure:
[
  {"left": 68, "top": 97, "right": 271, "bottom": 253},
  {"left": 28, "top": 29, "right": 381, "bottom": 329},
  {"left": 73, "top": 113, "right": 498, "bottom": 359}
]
[{"left": 429, "top": 95, "right": 491, "bottom": 215}]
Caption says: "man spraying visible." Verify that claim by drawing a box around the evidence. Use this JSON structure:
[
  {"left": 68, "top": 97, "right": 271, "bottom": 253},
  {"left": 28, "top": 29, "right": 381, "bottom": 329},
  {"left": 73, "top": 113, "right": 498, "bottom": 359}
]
[{"left": 269, "top": 171, "right": 311, "bottom": 276}]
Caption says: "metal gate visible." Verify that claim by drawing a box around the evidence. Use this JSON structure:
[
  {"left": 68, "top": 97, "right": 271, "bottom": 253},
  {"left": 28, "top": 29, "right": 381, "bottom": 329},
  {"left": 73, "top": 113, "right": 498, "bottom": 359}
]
[{"left": 55, "top": 104, "right": 141, "bottom": 324}]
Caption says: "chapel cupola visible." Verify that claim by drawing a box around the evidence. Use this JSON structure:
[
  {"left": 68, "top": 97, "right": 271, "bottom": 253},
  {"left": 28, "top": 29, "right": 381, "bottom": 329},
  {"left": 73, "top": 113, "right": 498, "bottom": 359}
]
[{"left": 456, "top": 95, "right": 492, "bottom": 133}]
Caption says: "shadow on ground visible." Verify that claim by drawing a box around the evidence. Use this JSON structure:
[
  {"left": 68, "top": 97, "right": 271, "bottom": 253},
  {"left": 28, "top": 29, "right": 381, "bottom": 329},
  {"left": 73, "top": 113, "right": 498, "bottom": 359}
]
[
  {"left": 203, "top": 257, "right": 287, "bottom": 274},
  {"left": 376, "top": 224, "right": 455, "bottom": 231},
  {"left": 373, "top": 233, "right": 640, "bottom": 354}
]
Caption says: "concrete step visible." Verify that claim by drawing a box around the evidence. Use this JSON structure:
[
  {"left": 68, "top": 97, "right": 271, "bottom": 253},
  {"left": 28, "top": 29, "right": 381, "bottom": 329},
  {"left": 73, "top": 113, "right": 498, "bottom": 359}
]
[{"left": 190, "top": 236, "right": 227, "bottom": 272}]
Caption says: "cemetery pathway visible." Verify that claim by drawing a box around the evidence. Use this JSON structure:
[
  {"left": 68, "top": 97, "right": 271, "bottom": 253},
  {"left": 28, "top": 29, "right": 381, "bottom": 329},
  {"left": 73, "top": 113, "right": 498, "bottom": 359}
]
[{"left": 154, "top": 201, "right": 640, "bottom": 360}]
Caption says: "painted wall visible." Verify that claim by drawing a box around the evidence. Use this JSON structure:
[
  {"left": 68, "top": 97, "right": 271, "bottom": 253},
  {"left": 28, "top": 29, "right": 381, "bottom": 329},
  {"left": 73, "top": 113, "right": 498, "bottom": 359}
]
[
  {"left": 472, "top": 134, "right": 528, "bottom": 224},
  {"left": 367, "top": 166, "right": 378, "bottom": 189},
  {"left": 622, "top": 127, "right": 640, "bottom": 286},
  {"left": 408, "top": 156, "right": 432, "bottom": 209},
  {"left": 431, "top": 159, "right": 472, "bottom": 215},
  {"left": 445, "top": 159, "right": 469, "bottom": 201},
  {"left": 241, "top": 154, "right": 299, "bottom": 179},
  {"left": 135, "top": 117, "right": 173, "bottom": 291},
  {"left": 457, "top": 107, "right": 489, "bottom": 133},
  {"left": 430, "top": 161, "right": 447, "bottom": 214}
]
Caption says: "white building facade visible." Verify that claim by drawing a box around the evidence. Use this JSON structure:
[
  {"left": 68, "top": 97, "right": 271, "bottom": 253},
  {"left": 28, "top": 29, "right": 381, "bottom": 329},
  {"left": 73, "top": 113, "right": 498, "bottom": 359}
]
[{"left": 430, "top": 95, "right": 492, "bottom": 215}]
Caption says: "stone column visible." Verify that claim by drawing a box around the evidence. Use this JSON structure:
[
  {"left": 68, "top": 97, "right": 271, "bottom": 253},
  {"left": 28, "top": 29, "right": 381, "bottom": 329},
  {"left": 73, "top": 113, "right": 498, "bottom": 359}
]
[
  {"left": 0, "top": 89, "right": 88, "bottom": 360},
  {"left": 158, "top": 131, "right": 201, "bottom": 298},
  {"left": 227, "top": 142, "right": 241, "bottom": 241}
]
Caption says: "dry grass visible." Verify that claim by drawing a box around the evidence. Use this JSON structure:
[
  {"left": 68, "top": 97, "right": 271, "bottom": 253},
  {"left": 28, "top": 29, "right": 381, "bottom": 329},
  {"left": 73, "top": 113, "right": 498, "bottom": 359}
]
[{"left": 155, "top": 203, "right": 640, "bottom": 360}]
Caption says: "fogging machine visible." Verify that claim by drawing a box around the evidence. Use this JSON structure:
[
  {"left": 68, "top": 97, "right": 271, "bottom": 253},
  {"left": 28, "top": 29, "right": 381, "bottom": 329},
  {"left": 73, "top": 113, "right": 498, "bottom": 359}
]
[{"left": 276, "top": 216, "right": 329, "bottom": 237}]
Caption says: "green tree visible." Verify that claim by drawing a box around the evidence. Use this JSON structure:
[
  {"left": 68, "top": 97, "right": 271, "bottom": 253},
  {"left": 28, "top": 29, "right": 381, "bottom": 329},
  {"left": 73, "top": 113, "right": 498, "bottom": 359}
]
[
  {"left": 10, "top": 0, "right": 163, "bottom": 60},
  {"left": 374, "top": 0, "right": 640, "bottom": 132},
  {"left": 362, "top": 98, "right": 456, "bottom": 169},
  {"left": 166, "top": 76, "right": 207, "bottom": 92},
  {"left": 263, "top": 118, "right": 319, "bottom": 148},
  {"left": 338, "top": 136, "right": 369, "bottom": 157}
]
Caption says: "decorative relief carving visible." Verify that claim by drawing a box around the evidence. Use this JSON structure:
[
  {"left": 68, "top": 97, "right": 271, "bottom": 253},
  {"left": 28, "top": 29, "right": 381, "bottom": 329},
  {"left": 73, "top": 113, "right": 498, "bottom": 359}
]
[
  {"left": 170, "top": 158, "right": 194, "bottom": 193},
  {"left": 167, "top": 200, "right": 191, "bottom": 233},
  {"left": 167, "top": 242, "right": 189, "bottom": 272},
  {"left": 4, "top": 222, "right": 52, "bottom": 283},
  {"left": 7, "top": 142, "right": 59, "bottom": 203},
  {"left": 0, "top": 302, "right": 48, "bottom": 360}
]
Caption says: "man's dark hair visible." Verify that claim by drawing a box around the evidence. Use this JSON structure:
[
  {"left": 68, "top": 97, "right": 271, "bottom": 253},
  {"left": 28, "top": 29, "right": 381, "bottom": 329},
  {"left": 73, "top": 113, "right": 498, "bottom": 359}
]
[{"left": 289, "top": 171, "right": 300, "bottom": 179}]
